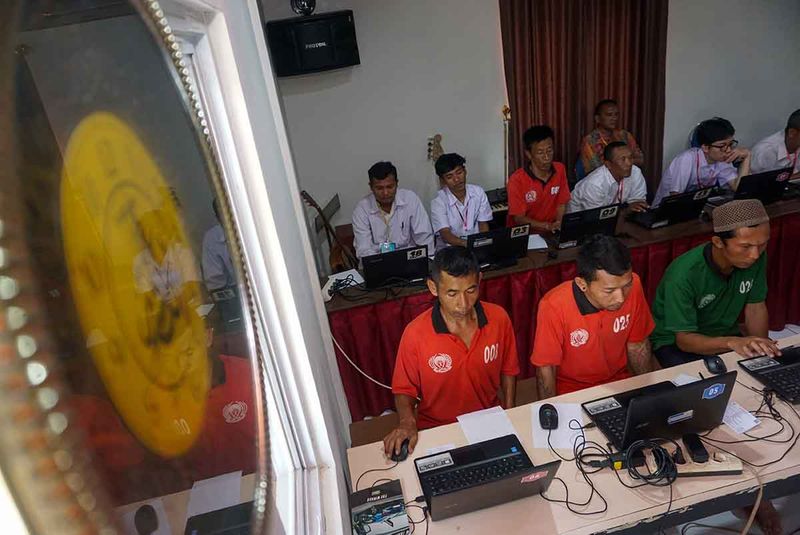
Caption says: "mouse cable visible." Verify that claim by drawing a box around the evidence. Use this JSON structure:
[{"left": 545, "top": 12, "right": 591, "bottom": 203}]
[{"left": 354, "top": 460, "right": 399, "bottom": 491}]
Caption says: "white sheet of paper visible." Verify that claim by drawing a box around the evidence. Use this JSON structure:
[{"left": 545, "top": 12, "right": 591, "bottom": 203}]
[
  {"left": 426, "top": 443, "right": 456, "bottom": 455},
  {"left": 186, "top": 471, "right": 242, "bottom": 519},
  {"left": 457, "top": 406, "right": 516, "bottom": 444},
  {"left": 528, "top": 234, "right": 548, "bottom": 250},
  {"left": 118, "top": 498, "right": 172, "bottom": 535},
  {"left": 672, "top": 373, "right": 701, "bottom": 386},
  {"left": 723, "top": 401, "right": 760, "bottom": 435},
  {"left": 531, "top": 402, "right": 585, "bottom": 450}
]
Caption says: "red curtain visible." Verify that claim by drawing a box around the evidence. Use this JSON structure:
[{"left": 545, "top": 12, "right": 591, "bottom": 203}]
[{"left": 499, "top": 0, "right": 668, "bottom": 191}]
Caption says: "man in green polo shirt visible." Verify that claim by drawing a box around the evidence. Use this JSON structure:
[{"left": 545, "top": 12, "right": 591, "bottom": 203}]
[{"left": 651, "top": 199, "right": 781, "bottom": 367}]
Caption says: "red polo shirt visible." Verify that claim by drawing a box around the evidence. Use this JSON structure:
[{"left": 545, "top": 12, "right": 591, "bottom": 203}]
[
  {"left": 392, "top": 301, "right": 520, "bottom": 430},
  {"left": 507, "top": 162, "right": 571, "bottom": 224},
  {"left": 530, "top": 275, "right": 654, "bottom": 395}
]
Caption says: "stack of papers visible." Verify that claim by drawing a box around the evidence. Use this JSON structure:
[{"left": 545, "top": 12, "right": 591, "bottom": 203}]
[
  {"left": 528, "top": 234, "right": 548, "bottom": 250},
  {"left": 457, "top": 406, "right": 517, "bottom": 444}
]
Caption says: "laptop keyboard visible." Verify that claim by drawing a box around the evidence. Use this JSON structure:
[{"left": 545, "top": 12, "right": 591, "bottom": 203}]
[
  {"left": 760, "top": 364, "right": 800, "bottom": 402},
  {"left": 419, "top": 453, "right": 532, "bottom": 496},
  {"left": 593, "top": 410, "right": 628, "bottom": 448}
]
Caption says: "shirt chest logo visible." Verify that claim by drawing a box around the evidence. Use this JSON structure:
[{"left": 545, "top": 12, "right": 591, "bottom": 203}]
[
  {"left": 525, "top": 190, "right": 538, "bottom": 203},
  {"left": 698, "top": 294, "right": 717, "bottom": 308},
  {"left": 550, "top": 186, "right": 560, "bottom": 196},
  {"left": 739, "top": 280, "right": 753, "bottom": 294},
  {"left": 569, "top": 328, "right": 590, "bottom": 347},
  {"left": 222, "top": 401, "right": 248, "bottom": 424},
  {"left": 428, "top": 353, "right": 453, "bottom": 373}
]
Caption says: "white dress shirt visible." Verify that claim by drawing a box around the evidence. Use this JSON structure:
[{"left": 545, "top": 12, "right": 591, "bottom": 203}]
[
  {"left": 351, "top": 188, "right": 434, "bottom": 258},
  {"left": 653, "top": 147, "right": 737, "bottom": 206},
  {"left": 751, "top": 130, "right": 800, "bottom": 174},
  {"left": 202, "top": 223, "right": 236, "bottom": 291},
  {"left": 567, "top": 164, "right": 648, "bottom": 212},
  {"left": 430, "top": 184, "right": 493, "bottom": 250}
]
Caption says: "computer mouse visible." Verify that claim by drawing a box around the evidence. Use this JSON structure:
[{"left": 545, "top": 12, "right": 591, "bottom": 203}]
[
  {"left": 390, "top": 438, "right": 410, "bottom": 462},
  {"left": 538, "top": 403, "right": 559, "bottom": 430},
  {"left": 704, "top": 355, "right": 727, "bottom": 375}
]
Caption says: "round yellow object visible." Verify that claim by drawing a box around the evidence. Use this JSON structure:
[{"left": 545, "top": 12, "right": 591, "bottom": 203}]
[{"left": 61, "top": 112, "right": 209, "bottom": 457}]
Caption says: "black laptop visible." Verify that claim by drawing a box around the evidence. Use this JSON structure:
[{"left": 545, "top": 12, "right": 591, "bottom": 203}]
[
  {"left": 738, "top": 345, "right": 800, "bottom": 403},
  {"left": 581, "top": 371, "right": 737, "bottom": 450},
  {"left": 414, "top": 434, "right": 560, "bottom": 521},
  {"left": 361, "top": 245, "right": 429, "bottom": 289},
  {"left": 184, "top": 501, "right": 252, "bottom": 535},
  {"left": 629, "top": 187, "right": 713, "bottom": 229},
  {"left": 466, "top": 224, "right": 529, "bottom": 269},
  {"left": 708, "top": 166, "right": 794, "bottom": 206},
  {"left": 547, "top": 204, "right": 620, "bottom": 249}
]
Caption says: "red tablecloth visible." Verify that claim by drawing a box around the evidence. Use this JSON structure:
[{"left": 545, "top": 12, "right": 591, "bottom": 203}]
[{"left": 329, "top": 213, "right": 800, "bottom": 421}]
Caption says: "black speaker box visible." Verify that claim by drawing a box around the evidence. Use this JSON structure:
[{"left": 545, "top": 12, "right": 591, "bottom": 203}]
[{"left": 265, "top": 10, "right": 360, "bottom": 77}]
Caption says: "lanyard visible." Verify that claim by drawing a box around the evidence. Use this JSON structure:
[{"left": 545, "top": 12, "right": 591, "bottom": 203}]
[
  {"left": 379, "top": 203, "right": 395, "bottom": 242},
  {"left": 789, "top": 151, "right": 799, "bottom": 171},
  {"left": 695, "top": 151, "right": 718, "bottom": 189},
  {"left": 615, "top": 178, "right": 624, "bottom": 204},
  {"left": 454, "top": 199, "right": 469, "bottom": 231}
]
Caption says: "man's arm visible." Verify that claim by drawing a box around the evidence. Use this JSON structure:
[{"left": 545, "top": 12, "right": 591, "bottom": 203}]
[
  {"left": 626, "top": 339, "right": 658, "bottom": 375},
  {"left": 409, "top": 198, "right": 435, "bottom": 253},
  {"left": 352, "top": 206, "right": 378, "bottom": 258},
  {"left": 437, "top": 227, "right": 466, "bottom": 247},
  {"left": 513, "top": 213, "right": 553, "bottom": 231},
  {"left": 536, "top": 366, "right": 557, "bottom": 400},
  {"left": 743, "top": 301, "right": 770, "bottom": 338},
  {"left": 675, "top": 331, "right": 780, "bottom": 358},
  {"left": 552, "top": 204, "right": 567, "bottom": 231},
  {"left": 500, "top": 374, "right": 516, "bottom": 409},
  {"left": 478, "top": 221, "right": 490, "bottom": 233},
  {"left": 383, "top": 394, "right": 419, "bottom": 457}
]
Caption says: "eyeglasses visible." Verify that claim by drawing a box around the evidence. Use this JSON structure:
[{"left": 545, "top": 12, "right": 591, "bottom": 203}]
[{"left": 709, "top": 139, "right": 738, "bottom": 151}]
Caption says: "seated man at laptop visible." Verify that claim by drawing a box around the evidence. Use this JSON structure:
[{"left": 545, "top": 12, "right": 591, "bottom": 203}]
[
  {"left": 751, "top": 108, "right": 800, "bottom": 179},
  {"left": 577, "top": 98, "right": 644, "bottom": 178},
  {"left": 653, "top": 117, "right": 752, "bottom": 206},
  {"left": 650, "top": 199, "right": 781, "bottom": 366},
  {"left": 430, "top": 153, "right": 493, "bottom": 250},
  {"left": 507, "top": 125, "right": 571, "bottom": 232},
  {"left": 531, "top": 234, "right": 657, "bottom": 398},
  {"left": 352, "top": 161, "right": 434, "bottom": 259},
  {"left": 567, "top": 142, "right": 648, "bottom": 213},
  {"left": 383, "top": 247, "right": 520, "bottom": 458}
]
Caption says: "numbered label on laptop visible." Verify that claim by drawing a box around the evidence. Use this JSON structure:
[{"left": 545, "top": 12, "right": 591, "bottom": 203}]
[
  {"left": 599, "top": 206, "right": 618, "bottom": 220},
  {"left": 407, "top": 247, "right": 426, "bottom": 260},
  {"left": 510, "top": 225, "right": 529, "bottom": 238},
  {"left": 583, "top": 396, "right": 622, "bottom": 415},
  {"left": 693, "top": 188, "right": 712, "bottom": 200}
]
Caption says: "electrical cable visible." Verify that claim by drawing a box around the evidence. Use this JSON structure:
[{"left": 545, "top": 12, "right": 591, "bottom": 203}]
[
  {"left": 354, "top": 461, "right": 399, "bottom": 490},
  {"left": 332, "top": 333, "right": 393, "bottom": 390}
]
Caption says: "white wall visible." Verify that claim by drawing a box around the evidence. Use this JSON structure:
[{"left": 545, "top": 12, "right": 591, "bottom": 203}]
[
  {"left": 260, "top": 0, "right": 508, "bottom": 228},
  {"left": 663, "top": 0, "right": 800, "bottom": 169}
]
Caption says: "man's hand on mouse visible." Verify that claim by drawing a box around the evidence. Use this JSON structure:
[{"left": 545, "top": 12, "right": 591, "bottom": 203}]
[
  {"left": 383, "top": 418, "right": 418, "bottom": 458},
  {"left": 727, "top": 336, "right": 781, "bottom": 358}
]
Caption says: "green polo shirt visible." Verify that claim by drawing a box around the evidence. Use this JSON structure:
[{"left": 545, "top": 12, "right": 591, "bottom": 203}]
[{"left": 650, "top": 243, "right": 767, "bottom": 350}]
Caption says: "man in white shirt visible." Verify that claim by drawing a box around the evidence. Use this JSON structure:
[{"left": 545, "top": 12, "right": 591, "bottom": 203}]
[
  {"left": 653, "top": 117, "right": 751, "bottom": 206},
  {"left": 351, "top": 161, "right": 434, "bottom": 259},
  {"left": 202, "top": 199, "right": 236, "bottom": 292},
  {"left": 430, "top": 153, "right": 493, "bottom": 250},
  {"left": 568, "top": 142, "right": 648, "bottom": 213},
  {"left": 751, "top": 109, "right": 800, "bottom": 179}
]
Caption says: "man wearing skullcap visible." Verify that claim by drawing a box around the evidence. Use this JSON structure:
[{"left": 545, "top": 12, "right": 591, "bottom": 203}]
[
  {"left": 651, "top": 199, "right": 783, "bottom": 535},
  {"left": 650, "top": 199, "right": 780, "bottom": 367}
]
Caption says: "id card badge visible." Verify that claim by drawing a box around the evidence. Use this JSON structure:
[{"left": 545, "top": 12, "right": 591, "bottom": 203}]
[{"left": 379, "top": 242, "right": 397, "bottom": 253}]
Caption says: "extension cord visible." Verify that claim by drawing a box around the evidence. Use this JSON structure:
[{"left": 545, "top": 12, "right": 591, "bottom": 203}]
[{"left": 645, "top": 450, "right": 743, "bottom": 477}]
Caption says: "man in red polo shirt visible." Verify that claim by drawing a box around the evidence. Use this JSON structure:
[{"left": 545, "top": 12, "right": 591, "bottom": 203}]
[
  {"left": 507, "top": 125, "right": 571, "bottom": 231},
  {"left": 531, "top": 235, "right": 657, "bottom": 398},
  {"left": 383, "top": 247, "right": 520, "bottom": 458}
]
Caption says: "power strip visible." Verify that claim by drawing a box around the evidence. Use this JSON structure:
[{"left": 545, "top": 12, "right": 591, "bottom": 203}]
[{"left": 645, "top": 450, "right": 743, "bottom": 477}]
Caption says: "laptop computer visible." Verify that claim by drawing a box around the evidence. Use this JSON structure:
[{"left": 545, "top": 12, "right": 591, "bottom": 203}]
[
  {"left": 466, "top": 224, "right": 529, "bottom": 269},
  {"left": 184, "top": 501, "right": 252, "bottom": 535},
  {"left": 738, "top": 345, "right": 800, "bottom": 403},
  {"left": 361, "top": 245, "right": 429, "bottom": 289},
  {"left": 413, "top": 434, "right": 560, "bottom": 521},
  {"left": 581, "top": 371, "right": 737, "bottom": 450},
  {"left": 547, "top": 204, "right": 620, "bottom": 249},
  {"left": 708, "top": 166, "right": 794, "bottom": 206},
  {"left": 628, "top": 187, "right": 713, "bottom": 229}
]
